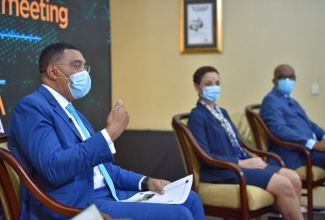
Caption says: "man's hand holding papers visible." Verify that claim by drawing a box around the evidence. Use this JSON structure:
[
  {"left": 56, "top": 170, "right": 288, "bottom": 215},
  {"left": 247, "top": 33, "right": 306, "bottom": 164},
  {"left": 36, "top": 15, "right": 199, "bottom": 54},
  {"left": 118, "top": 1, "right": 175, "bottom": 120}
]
[{"left": 119, "top": 175, "right": 193, "bottom": 204}]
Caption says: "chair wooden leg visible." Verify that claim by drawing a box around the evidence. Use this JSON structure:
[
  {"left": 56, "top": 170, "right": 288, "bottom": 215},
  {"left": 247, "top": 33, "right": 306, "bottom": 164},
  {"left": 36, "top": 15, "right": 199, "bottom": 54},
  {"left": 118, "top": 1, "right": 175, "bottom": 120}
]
[
  {"left": 306, "top": 186, "right": 313, "bottom": 220},
  {"left": 307, "top": 190, "right": 313, "bottom": 220}
]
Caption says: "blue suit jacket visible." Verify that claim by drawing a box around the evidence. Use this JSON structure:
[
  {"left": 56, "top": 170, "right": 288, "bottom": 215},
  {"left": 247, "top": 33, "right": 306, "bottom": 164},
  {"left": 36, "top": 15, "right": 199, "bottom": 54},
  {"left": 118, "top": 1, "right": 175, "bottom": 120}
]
[
  {"left": 187, "top": 102, "right": 252, "bottom": 183},
  {"left": 260, "top": 88, "right": 325, "bottom": 169},
  {"left": 8, "top": 86, "right": 143, "bottom": 220}
]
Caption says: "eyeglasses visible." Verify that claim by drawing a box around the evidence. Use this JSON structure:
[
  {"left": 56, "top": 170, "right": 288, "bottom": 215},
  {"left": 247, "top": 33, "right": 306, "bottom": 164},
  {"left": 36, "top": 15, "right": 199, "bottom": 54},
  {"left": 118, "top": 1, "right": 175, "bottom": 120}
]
[
  {"left": 53, "top": 62, "right": 90, "bottom": 72},
  {"left": 276, "top": 74, "right": 296, "bottom": 80}
]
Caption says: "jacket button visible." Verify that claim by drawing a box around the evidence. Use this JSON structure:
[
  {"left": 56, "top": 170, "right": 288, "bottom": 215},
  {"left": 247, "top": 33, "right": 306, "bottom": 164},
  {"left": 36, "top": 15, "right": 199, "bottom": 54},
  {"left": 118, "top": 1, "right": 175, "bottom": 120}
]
[
  {"left": 87, "top": 177, "right": 93, "bottom": 182},
  {"left": 87, "top": 201, "right": 92, "bottom": 206}
]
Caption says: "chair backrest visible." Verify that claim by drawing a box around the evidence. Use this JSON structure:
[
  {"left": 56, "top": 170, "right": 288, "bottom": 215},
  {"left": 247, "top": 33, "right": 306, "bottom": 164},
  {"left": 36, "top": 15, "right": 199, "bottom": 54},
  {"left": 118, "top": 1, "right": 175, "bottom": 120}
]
[
  {"left": 0, "top": 135, "right": 83, "bottom": 220},
  {"left": 172, "top": 113, "right": 201, "bottom": 191},
  {"left": 245, "top": 104, "right": 271, "bottom": 151},
  {"left": 0, "top": 135, "right": 21, "bottom": 220},
  {"left": 245, "top": 104, "right": 304, "bottom": 152}
]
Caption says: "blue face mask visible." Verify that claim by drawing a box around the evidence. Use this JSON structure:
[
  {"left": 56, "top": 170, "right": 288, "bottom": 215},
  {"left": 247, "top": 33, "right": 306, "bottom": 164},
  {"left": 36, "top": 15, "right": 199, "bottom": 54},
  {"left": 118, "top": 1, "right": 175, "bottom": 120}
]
[
  {"left": 278, "top": 78, "right": 295, "bottom": 95},
  {"left": 56, "top": 68, "right": 92, "bottom": 99},
  {"left": 201, "top": 86, "right": 221, "bottom": 103}
]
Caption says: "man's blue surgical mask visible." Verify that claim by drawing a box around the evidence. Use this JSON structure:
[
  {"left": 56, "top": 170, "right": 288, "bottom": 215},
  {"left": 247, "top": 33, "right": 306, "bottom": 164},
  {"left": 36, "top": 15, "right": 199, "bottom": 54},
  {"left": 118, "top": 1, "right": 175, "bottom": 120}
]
[
  {"left": 56, "top": 67, "right": 92, "bottom": 99},
  {"left": 201, "top": 86, "right": 221, "bottom": 103},
  {"left": 278, "top": 78, "right": 295, "bottom": 95}
]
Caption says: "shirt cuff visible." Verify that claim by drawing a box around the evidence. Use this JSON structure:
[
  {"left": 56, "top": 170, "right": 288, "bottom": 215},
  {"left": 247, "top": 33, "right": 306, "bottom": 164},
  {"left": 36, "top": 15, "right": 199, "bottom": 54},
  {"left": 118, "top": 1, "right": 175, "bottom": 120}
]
[
  {"left": 306, "top": 139, "right": 317, "bottom": 150},
  {"left": 322, "top": 134, "right": 325, "bottom": 140},
  {"left": 100, "top": 129, "right": 116, "bottom": 154}
]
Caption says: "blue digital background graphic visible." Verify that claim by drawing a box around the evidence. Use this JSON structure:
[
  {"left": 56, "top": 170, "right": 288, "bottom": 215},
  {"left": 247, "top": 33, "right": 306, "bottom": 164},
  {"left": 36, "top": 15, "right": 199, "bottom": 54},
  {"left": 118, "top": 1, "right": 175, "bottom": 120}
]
[{"left": 0, "top": 0, "right": 111, "bottom": 132}]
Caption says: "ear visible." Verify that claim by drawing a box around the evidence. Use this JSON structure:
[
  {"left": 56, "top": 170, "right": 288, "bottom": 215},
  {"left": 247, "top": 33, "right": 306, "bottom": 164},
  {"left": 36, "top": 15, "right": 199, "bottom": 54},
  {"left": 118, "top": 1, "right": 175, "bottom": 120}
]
[
  {"left": 194, "top": 83, "right": 200, "bottom": 93},
  {"left": 47, "top": 65, "right": 58, "bottom": 80},
  {"left": 272, "top": 78, "right": 277, "bottom": 87}
]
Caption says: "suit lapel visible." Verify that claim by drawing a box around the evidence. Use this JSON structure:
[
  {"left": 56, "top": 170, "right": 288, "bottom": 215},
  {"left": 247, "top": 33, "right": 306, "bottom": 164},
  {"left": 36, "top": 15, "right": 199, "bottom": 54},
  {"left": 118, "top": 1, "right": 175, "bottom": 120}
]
[
  {"left": 273, "top": 88, "right": 313, "bottom": 128},
  {"left": 38, "top": 86, "right": 84, "bottom": 141}
]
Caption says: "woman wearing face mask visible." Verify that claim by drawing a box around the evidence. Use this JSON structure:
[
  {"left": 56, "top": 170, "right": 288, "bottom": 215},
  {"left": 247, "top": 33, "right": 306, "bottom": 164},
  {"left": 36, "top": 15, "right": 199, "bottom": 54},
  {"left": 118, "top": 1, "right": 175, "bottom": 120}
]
[{"left": 187, "top": 66, "right": 304, "bottom": 220}]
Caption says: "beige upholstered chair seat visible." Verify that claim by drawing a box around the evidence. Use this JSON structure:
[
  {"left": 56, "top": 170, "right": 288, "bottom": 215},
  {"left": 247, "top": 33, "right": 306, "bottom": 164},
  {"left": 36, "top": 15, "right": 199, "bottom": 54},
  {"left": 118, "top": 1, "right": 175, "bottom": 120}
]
[
  {"left": 198, "top": 183, "right": 274, "bottom": 211},
  {"left": 295, "top": 166, "right": 325, "bottom": 181},
  {"left": 0, "top": 141, "right": 8, "bottom": 150}
]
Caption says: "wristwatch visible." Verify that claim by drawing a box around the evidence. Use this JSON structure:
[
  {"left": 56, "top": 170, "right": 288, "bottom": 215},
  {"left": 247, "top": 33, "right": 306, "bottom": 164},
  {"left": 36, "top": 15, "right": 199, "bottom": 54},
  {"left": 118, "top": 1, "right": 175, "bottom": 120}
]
[{"left": 141, "top": 176, "right": 151, "bottom": 191}]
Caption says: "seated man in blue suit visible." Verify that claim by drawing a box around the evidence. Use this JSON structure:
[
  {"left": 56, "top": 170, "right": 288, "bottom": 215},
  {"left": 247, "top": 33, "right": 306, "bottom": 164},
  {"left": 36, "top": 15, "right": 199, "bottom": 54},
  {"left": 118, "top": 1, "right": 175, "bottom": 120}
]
[
  {"left": 260, "top": 64, "right": 325, "bottom": 170},
  {"left": 7, "top": 42, "right": 204, "bottom": 220}
]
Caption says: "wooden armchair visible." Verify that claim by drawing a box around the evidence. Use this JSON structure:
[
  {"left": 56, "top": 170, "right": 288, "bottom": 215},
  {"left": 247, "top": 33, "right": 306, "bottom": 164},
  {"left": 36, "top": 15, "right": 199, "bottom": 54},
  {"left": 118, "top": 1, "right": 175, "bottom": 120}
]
[
  {"left": 171, "top": 113, "right": 284, "bottom": 220},
  {"left": 0, "top": 135, "right": 89, "bottom": 220},
  {"left": 245, "top": 104, "right": 325, "bottom": 220}
]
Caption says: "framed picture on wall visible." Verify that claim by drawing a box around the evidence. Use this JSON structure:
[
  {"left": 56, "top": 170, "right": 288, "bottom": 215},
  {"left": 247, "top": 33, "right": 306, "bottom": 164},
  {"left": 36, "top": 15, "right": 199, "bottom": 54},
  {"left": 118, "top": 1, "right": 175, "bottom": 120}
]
[{"left": 179, "top": 0, "right": 223, "bottom": 54}]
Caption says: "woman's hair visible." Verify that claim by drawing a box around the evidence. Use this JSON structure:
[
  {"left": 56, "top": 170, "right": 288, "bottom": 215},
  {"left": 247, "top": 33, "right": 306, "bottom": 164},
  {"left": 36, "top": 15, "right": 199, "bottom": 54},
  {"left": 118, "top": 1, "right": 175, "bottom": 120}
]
[
  {"left": 193, "top": 66, "right": 219, "bottom": 84},
  {"left": 39, "top": 42, "right": 78, "bottom": 73}
]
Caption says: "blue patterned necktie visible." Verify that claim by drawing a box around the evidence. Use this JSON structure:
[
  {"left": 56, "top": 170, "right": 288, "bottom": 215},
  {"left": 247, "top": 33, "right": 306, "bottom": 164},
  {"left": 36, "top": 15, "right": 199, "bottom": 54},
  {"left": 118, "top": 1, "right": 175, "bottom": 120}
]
[{"left": 66, "top": 104, "right": 119, "bottom": 201}]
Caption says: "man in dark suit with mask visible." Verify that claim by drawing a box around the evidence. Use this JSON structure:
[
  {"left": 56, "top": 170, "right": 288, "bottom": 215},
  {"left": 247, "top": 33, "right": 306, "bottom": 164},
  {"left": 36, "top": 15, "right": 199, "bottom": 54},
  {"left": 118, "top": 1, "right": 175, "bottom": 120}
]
[{"left": 260, "top": 64, "right": 325, "bottom": 170}]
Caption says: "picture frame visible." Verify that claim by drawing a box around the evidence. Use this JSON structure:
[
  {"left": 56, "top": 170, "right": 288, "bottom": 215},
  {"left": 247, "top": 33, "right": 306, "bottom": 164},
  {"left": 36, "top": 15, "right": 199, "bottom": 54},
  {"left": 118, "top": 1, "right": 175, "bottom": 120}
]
[{"left": 179, "top": 0, "right": 223, "bottom": 54}]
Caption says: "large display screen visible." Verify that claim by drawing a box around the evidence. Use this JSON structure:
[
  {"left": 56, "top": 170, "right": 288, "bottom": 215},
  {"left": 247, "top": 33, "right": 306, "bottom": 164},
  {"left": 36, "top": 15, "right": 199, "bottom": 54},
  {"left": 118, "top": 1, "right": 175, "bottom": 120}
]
[{"left": 0, "top": 0, "right": 111, "bottom": 133}]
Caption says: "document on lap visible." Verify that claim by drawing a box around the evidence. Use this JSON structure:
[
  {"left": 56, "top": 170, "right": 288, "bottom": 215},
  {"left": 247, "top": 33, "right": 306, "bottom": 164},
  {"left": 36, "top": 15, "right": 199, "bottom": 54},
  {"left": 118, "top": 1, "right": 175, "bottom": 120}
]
[{"left": 119, "top": 174, "right": 193, "bottom": 204}]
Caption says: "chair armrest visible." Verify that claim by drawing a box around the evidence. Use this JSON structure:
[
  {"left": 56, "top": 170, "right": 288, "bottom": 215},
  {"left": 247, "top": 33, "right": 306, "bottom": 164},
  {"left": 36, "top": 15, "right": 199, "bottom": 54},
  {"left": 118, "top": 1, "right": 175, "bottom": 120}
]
[
  {"left": 197, "top": 149, "right": 244, "bottom": 181},
  {"left": 190, "top": 142, "right": 251, "bottom": 212},
  {"left": 261, "top": 126, "right": 312, "bottom": 169},
  {"left": 185, "top": 128, "right": 245, "bottom": 183},
  {"left": 245, "top": 107, "right": 312, "bottom": 169},
  {"left": 0, "top": 148, "right": 82, "bottom": 217},
  {"left": 239, "top": 136, "right": 285, "bottom": 167}
]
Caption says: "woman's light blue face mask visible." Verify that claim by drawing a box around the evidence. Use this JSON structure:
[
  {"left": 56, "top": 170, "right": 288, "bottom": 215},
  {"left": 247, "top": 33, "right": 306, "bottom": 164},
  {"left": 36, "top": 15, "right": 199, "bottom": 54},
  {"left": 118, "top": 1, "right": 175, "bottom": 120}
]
[{"left": 201, "top": 85, "right": 221, "bottom": 103}]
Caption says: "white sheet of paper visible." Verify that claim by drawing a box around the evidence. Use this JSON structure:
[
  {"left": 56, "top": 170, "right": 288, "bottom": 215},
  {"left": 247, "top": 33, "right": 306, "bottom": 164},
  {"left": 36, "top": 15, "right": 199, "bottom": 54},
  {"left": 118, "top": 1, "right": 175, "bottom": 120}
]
[
  {"left": 71, "top": 204, "right": 103, "bottom": 220},
  {"left": 119, "top": 174, "right": 193, "bottom": 204}
]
